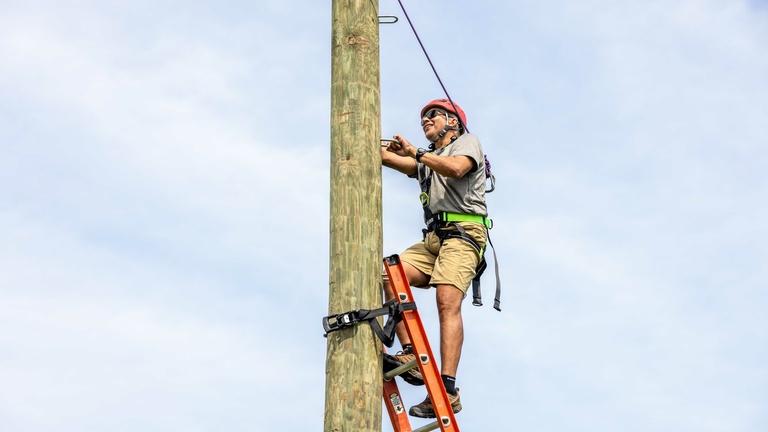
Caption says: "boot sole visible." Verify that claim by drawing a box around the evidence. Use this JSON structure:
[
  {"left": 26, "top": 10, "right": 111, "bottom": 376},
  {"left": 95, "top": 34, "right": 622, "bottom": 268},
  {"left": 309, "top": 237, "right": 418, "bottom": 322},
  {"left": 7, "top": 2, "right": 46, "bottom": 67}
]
[
  {"left": 383, "top": 354, "right": 425, "bottom": 386},
  {"left": 409, "top": 401, "right": 462, "bottom": 418}
]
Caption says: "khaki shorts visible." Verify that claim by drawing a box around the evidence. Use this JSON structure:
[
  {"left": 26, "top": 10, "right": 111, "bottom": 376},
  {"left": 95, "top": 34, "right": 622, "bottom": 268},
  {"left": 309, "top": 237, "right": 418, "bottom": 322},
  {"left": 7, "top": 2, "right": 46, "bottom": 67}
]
[{"left": 400, "top": 222, "right": 487, "bottom": 294}]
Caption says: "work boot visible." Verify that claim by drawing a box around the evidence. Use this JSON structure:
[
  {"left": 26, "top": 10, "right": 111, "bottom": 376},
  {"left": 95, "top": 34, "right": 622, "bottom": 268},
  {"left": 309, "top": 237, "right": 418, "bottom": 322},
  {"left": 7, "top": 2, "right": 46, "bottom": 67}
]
[
  {"left": 383, "top": 350, "right": 424, "bottom": 386},
  {"left": 409, "top": 389, "right": 462, "bottom": 419}
]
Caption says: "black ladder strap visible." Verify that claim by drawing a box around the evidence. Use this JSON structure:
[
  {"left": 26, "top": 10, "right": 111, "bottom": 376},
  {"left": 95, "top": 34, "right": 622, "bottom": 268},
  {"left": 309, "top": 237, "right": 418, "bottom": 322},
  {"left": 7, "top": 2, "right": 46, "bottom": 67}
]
[{"left": 322, "top": 299, "right": 417, "bottom": 347}]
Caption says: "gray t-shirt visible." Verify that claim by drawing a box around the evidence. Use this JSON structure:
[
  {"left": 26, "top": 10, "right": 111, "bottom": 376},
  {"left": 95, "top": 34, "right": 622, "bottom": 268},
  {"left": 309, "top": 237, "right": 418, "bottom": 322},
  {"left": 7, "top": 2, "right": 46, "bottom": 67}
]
[{"left": 416, "top": 133, "right": 488, "bottom": 217}]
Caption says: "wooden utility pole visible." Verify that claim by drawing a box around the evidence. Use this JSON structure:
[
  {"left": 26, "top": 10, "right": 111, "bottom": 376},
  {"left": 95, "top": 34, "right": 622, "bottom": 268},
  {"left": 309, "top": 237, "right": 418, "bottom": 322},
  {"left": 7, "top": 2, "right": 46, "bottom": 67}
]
[{"left": 325, "top": 0, "right": 382, "bottom": 431}]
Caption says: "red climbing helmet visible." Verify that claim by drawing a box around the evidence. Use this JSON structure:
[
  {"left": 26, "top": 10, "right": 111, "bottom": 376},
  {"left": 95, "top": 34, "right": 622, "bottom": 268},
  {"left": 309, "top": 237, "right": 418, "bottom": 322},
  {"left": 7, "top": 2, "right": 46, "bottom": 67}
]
[{"left": 421, "top": 98, "right": 467, "bottom": 130}]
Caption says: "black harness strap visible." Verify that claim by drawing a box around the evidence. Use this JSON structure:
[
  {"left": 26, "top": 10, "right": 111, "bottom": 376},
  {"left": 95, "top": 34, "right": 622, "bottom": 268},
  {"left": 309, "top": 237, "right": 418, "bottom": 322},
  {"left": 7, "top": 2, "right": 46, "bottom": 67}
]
[
  {"left": 426, "top": 219, "right": 502, "bottom": 311},
  {"left": 475, "top": 233, "right": 502, "bottom": 311},
  {"left": 322, "top": 299, "right": 417, "bottom": 347}
]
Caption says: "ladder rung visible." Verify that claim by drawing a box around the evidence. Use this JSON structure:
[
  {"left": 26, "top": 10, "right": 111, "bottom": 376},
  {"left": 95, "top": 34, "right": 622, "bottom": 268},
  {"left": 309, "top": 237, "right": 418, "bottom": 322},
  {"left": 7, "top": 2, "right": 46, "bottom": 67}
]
[
  {"left": 412, "top": 420, "right": 440, "bottom": 432},
  {"left": 383, "top": 359, "right": 418, "bottom": 381},
  {"left": 412, "top": 416, "right": 451, "bottom": 432}
]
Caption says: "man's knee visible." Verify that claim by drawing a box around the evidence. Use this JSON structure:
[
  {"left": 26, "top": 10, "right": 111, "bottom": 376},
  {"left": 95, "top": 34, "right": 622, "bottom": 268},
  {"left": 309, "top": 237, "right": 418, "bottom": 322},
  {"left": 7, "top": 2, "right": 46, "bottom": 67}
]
[
  {"left": 436, "top": 284, "right": 463, "bottom": 312},
  {"left": 403, "top": 261, "right": 429, "bottom": 287}
]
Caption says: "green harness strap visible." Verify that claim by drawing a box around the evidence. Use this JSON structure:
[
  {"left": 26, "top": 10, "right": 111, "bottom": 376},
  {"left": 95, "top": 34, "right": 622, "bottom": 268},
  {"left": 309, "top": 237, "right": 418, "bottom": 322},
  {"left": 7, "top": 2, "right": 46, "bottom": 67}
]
[{"left": 427, "top": 212, "right": 501, "bottom": 311}]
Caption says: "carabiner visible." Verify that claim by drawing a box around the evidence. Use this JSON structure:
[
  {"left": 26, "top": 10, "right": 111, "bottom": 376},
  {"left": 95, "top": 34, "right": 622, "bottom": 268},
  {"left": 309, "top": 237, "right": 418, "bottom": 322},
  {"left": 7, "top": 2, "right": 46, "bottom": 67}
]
[{"left": 419, "top": 192, "right": 429, "bottom": 206}]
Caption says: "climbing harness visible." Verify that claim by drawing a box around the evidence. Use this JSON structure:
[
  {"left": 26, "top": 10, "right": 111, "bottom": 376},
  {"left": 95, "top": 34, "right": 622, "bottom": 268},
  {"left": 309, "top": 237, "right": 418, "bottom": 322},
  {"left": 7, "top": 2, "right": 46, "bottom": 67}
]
[
  {"left": 323, "top": 298, "right": 417, "bottom": 347},
  {"left": 417, "top": 156, "right": 502, "bottom": 311}
]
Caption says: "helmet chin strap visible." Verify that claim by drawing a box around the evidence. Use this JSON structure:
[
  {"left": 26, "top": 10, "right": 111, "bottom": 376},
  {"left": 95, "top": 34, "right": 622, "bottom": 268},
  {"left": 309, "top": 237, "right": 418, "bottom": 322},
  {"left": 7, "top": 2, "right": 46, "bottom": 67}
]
[
  {"left": 429, "top": 128, "right": 460, "bottom": 149},
  {"left": 429, "top": 114, "right": 461, "bottom": 149}
]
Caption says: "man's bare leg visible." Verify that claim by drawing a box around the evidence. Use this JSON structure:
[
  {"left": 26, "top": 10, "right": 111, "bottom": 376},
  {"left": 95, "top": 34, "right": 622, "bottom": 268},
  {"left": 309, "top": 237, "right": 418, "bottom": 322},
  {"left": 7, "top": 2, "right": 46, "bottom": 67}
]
[{"left": 435, "top": 284, "right": 464, "bottom": 377}]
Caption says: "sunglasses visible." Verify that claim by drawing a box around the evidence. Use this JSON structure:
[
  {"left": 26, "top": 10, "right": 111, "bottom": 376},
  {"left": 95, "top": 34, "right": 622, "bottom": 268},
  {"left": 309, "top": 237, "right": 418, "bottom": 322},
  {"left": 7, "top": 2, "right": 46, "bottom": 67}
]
[
  {"left": 422, "top": 109, "right": 448, "bottom": 120},
  {"left": 421, "top": 109, "right": 456, "bottom": 127}
]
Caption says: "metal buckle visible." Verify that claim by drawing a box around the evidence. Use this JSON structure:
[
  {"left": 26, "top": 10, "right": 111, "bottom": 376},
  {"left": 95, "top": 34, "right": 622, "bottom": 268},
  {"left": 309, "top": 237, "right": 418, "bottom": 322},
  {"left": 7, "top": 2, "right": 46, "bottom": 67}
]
[{"left": 322, "top": 311, "right": 357, "bottom": 336}]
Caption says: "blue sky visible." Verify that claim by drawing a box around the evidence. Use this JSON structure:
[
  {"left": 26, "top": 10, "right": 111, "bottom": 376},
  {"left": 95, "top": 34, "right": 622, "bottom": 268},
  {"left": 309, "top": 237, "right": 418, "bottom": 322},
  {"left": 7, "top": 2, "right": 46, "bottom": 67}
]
[{"left": 1, "top": 1, "right": 767, "bottom": 431}]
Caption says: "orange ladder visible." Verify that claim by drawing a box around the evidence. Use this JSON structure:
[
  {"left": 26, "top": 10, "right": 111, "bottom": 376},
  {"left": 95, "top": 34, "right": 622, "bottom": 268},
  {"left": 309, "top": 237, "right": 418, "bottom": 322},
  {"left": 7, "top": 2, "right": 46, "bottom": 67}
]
[{"left": 382, "top": 255, "right": 460, "bottom": 432}]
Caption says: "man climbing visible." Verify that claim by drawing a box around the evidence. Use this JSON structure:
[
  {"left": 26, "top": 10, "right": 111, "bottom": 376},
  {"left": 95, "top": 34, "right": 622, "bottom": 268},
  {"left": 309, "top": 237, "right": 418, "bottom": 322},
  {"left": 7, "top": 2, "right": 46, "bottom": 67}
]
[{"left": 381, "top": 98, "right": 490, "bottom": 418}]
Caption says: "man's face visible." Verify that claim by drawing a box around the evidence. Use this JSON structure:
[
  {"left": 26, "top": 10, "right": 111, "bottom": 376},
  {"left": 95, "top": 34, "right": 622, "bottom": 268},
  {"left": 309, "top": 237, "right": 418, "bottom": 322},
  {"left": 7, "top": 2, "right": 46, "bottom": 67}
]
[{"left": 421, "top": 108, "right": 455, "bottom": 141}]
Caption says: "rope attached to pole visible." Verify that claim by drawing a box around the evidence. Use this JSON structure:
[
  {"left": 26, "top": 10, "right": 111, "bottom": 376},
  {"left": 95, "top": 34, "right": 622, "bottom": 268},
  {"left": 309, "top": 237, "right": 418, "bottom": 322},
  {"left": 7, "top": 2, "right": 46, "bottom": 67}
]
[{"left": 394, "top": 0, "right": 469, "bottom": 133}]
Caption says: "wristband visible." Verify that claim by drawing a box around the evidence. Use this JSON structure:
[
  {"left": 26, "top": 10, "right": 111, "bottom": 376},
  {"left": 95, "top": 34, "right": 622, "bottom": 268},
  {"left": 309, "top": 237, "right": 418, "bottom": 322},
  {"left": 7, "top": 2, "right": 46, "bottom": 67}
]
[{"left": 415, "top": 148, "right": 427, "bottom": 162}]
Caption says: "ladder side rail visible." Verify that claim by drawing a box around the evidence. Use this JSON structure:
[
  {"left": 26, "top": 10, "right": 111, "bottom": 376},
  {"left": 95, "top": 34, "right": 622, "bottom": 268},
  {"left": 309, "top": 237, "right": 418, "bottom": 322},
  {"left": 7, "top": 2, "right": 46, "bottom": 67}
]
[
  {"left": 383, "top": 374, "right": 413, "bottom": 432},
  {"left": 384, "top": 255, "right": 460, "bottom": 432}
]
